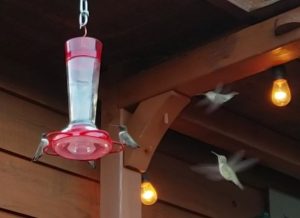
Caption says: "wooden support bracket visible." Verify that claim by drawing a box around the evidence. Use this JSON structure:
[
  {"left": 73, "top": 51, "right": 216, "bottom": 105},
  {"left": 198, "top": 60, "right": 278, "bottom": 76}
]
[{"left": 124, "top": 91, "right": 190, "bottom": 172}]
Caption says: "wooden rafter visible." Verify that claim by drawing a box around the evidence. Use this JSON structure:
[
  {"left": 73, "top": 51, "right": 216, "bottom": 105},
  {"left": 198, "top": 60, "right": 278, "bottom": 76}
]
[
  {"left": 171, "top": 105, "right": 300, "bottom": 180},
  {"left": 124, "top": 91, "right": 190, "bottom": 172},
  {"left": 118, "top": 7, "right": 300, "bottom": 108}
]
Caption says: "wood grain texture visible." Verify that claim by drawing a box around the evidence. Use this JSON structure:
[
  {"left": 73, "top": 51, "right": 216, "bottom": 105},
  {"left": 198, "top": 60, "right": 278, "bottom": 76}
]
[
  {"left": 158, "top": 130, "right": 300, "bottom": 199},
  {"left": 101, "top": 85, "right": 142, "bottom": 218},
  {"left": 118, "top": 6, "right": 300, "bottom": 107},
  {"left": 147, "top": 153, "right": 264, "bottom": 218},
  {"left": 0, "top": 151, "right": 99, "bottom": 218},
  {"left": 0, "top": 90, "right": 99, "bottom": 180},
  {"left": 0, "top": 210, "right": 29, "bottom": 218},
  {"left": 143, "top": 202, "right": 207, "bottom": 218},
  {"left": 0, "top": 0, "right": 238, "bottom": 111},
  {"left": 172, "top": 105, "right": 300, "bottom": 180},
  {"left": 100, "top": 153, "right": 141, "bottom": 218}
]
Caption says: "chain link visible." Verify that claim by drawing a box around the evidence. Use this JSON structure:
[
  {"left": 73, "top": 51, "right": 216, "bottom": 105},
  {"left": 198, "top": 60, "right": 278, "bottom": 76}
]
[{"left": 79, "top": 0, "right": 89, "bottom": 29}]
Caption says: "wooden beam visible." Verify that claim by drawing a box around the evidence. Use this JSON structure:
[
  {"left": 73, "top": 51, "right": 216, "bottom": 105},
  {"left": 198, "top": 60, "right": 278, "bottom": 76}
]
[
  {"left": 124, "top": 91, "right": 190, "bottom": 172},
  {"left": 0, "top": 210, "right": 25, "bottom": 218},
  {"left": 100, "top": 86, "right": 142, "bottom": 218},
  {"left": 148, "top": 153, "right": 264, "bottom": 218},
  {"left": 143, "top": 201, "right": 207, "bottom": 218},
  {"left": 100, "top": 153, "right": 141, "bottom": 218},
  {"left": 0, "top": 151, "right": 99, "bottom": 218},
  {"left": 0, "top": 58, "right": 67, "bottom": 113},
  {"left": 118, "top": 7, "right": 300, "bottom": 107},
  {"left": 171, "top": 105, "right": 300, "bottom": 180}
]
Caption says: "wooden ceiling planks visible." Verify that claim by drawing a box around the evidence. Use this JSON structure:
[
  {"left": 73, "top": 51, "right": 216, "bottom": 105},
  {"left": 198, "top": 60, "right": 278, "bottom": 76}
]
[
  {"left": 171, "top": 105, "right": 300, "bottom": 180},
  {"left": 224, "top": 60, "right": 300, "bottom": 141},
  {"left": 117, "top": 6, "right": 300, "bottom": 108},
  {"left": 148, "top": 153, "right": 264, "bottom": 218},
  {"left": 158, "top": 130, "right": 300, "bottom": 197},
  {"left": 0, "top": 0, "right": 239, "bottom": 110}
]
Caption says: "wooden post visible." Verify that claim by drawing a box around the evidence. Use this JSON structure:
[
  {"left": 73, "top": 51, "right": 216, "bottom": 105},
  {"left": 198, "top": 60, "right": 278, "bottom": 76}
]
[
  {"left": 100, "top": 153, "right": 141, "bottom": 218},
  {"left": 100, "top": 86, "right": 142, "bottom": 218}
]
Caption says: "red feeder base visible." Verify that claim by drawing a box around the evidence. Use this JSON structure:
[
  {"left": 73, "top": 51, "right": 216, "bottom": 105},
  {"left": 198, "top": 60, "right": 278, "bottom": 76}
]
[{"left": 44, "top": 125, "right": 119, "bottom": 160}]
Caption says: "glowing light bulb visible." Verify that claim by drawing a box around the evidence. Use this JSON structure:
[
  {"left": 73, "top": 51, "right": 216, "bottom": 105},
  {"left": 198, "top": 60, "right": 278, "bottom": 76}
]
[
  {"left": 271, "top": 78, "right": 291, "bottom": 107},
  {"left": 141, "top": 181, "right": 158, "bottom": 205}
]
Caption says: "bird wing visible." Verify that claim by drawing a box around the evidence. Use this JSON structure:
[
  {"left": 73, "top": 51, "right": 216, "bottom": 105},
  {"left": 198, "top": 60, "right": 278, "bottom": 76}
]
[
  {"left": 232, "top": 158, "right": 258, "bottom": 173},
  {"left": 205, "top": 101, "right": 221, "bottom": 113},
  {"left": 32, "top": 138, "right": 48, "bottom": 161},
  {"left": 196, "top": 98, "right": 210, "bottom": 107},
  {"left": 190, "top": 164, "right": 223, "bottom": 181},
  {"left": 214, "top": 83, "right": 224, "bottom": 94},
  {"left": 228, "top": 150, "right": 245, "bottom": 168},
  {"left": 119, "top": 131, "right": 139, "bottom": 148}
]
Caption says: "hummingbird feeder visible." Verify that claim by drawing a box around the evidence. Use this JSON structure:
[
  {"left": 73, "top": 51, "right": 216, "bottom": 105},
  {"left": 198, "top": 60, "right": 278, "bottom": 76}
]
[{"left": 34, "top": 0, "right": 124, "bottom": 161}]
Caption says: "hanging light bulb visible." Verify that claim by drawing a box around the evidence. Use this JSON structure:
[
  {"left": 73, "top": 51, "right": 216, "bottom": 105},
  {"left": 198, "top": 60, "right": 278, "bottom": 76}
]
[
  {"left": 271, "top": 65, "right": 291, "bottom": 107},
  {"left": 141, "top": 175, "right": 158, "bottom": 206}
]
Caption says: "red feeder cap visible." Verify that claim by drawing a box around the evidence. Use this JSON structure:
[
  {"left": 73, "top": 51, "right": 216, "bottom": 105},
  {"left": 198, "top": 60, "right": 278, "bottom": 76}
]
[{"left": 65, "top": 37, "right": 103, "bottom": 61}]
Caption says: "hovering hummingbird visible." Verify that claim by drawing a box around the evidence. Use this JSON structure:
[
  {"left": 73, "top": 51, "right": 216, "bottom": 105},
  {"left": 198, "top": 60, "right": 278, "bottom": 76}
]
[
  {"left": 197, "top": 83, "right": 238, "bottom": 113},
  {"left": 32, "top": 134, "right": 49, "bottom": 161},
  {"left": 191, "top": 150, "right": 258, "bottom": 189},
  {"left": 116, "top": 125, "right": 140, "bottom": 148}
]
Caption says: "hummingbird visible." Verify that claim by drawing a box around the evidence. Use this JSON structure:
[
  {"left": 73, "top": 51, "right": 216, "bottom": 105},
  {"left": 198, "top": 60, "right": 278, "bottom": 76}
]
[
  {"left": 32, "top": 134, "right": 49, "bottom": 161},
  {"left": 196, "top": 83, "right": 238, "bottom": 113},
  {"left": 88, "top": 160, "right": 96, "bottom": 169},
  {"left": 117, "top": 125, "right": 140, "bottom": 148},
  {"left": 33, "top": 134, "right": 98, "bottom": 169},
  {"left": 191, "top": 150, "right": 258, "bottom": 189}
]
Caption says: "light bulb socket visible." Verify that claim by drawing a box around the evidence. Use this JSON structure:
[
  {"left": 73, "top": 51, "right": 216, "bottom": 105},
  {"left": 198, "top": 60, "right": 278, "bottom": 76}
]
[
  {"left": 142, "top": 173, "right": 149, "bottom": 182},
  {"left": 272, "top": 65, "right": 286, "bottom": 79}
]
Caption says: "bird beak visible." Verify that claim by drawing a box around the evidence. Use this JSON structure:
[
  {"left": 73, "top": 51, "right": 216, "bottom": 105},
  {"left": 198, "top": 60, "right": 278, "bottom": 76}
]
[{"left": 211, "top": 151, "right": 219, "bottom": 156}]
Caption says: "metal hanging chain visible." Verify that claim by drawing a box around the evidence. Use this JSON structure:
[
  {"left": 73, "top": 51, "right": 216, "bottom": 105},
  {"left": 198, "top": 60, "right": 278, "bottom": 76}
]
[{"left": 79, "top": 0, "right": 89, "bottom": 36}]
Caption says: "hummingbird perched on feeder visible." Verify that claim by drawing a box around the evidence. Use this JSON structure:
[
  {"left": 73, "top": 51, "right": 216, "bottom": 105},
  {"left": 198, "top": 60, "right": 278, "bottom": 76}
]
[
  {"left": 191, "top": 150, "right": 258, "bottom": 190},
  {"left": 117, "top": 124, "right": 140, "bottom": 149},
  {"left": 32, "top": 133, "right": 49, "bottom": 162},
  {"left": 88, "top": 161, "right": 96, "bottom": 169},
  {"left": 33, "top": 134, "right": 98, "bottom": 169},
  {"left": 196, "top": 83, "right": 239, "bottom": 113}
]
